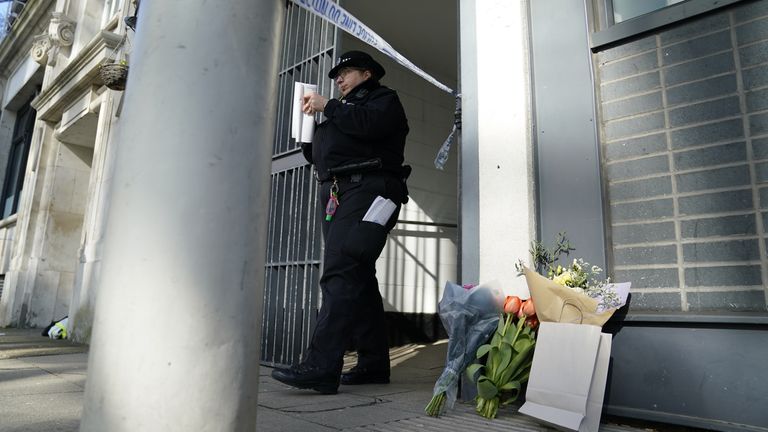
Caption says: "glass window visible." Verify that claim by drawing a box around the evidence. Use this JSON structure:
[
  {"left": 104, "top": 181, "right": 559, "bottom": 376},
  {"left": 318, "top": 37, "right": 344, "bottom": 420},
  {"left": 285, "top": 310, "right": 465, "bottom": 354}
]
[
  {"left": 1, "top": 102, "right": 35, "bottom": 219},
  {"left": 101, "top": 0, "right": 124, "bottom": 27},
  {"left": 612, "top": 0, "right": 687, "bottom": 23}
]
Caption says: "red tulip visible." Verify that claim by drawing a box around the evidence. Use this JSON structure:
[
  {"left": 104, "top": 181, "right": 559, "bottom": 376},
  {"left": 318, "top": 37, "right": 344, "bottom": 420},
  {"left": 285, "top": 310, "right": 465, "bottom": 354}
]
[
  {"left": 525, "top": 315, "right": 539, "bottom": 329},
  {"left": 503, "top": 296, "right": 522, "bottom": 315},
  {"left": 521, "top": 298, "right": 536, "bottom": 317}
]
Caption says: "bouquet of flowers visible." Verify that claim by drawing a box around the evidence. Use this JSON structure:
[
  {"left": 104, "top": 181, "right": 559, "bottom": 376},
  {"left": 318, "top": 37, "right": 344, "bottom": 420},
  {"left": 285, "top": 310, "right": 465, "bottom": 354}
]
[
  {"left": 425, "top": 281, "right": 504, "bottom": 417},
  {"left": 466, "top": 295, "right": 538, "bottom": 419},
  {"left": 515, "top": 232, "right": 630, "bottom": 327}
]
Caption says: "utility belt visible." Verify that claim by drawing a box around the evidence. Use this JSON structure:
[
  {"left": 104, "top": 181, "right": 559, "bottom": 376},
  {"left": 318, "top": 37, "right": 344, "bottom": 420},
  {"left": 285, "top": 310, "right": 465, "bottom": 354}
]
[{"left": 316, "top": 158, "right": 411, "bottom": 184}]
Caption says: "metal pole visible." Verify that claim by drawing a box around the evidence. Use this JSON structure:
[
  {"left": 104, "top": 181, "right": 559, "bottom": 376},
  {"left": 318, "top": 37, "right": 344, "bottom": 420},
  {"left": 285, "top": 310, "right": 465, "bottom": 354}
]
[{"left": 79, "top": 0, "right": 282, "bottom": 430}]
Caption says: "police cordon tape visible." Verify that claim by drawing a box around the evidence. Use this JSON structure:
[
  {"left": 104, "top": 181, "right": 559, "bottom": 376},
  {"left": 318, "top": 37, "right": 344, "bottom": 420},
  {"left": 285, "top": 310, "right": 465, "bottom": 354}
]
[
  {"left": 291, "top": 0, "right": 455, "bottom": 95},
  {"left": 290, "top": 0, "right": 461, "bottom": 169}
]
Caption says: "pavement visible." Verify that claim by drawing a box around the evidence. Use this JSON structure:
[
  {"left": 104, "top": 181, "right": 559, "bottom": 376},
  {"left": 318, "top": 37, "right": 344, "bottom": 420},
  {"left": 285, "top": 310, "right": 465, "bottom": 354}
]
[{"left": 0, "top": 328, "right": 705, "bottom": 432}]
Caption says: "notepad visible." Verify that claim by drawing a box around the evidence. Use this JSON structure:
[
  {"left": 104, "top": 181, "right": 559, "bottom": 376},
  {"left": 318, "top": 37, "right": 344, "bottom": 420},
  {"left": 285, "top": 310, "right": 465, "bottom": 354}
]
[
  {"left": 291, "top": 82, "right": 317, "bottom": 143},
  {"left": 362, "top": 196, "right": 397, "bottom": 226}
]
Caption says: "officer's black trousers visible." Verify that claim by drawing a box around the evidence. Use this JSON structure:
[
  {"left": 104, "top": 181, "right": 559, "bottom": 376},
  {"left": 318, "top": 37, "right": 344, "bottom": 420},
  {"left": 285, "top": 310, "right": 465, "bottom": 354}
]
[{"left": 304, "top": 174, "right": 405, "bottom": 376}]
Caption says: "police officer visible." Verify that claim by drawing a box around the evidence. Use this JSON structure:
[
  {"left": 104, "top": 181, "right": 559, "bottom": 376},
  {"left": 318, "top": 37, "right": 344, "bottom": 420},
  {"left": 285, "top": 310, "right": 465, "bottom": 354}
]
[{"left": 271, "top": 51, "right": 410, "bottom": 394}]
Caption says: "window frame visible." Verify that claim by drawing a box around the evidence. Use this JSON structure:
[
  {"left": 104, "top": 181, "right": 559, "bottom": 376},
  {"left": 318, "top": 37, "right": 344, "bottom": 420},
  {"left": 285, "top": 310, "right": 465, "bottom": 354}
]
[
  {"left": 1, "top": 101, "right": 36, "bottom": 219},
  {"left": 590, "top": 0, "right": 747, "bottom": 49}
]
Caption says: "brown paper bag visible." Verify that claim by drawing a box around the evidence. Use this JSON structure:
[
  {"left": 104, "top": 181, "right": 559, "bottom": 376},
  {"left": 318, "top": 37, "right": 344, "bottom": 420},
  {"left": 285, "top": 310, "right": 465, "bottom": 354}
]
[{"left": 523, "top": 267, "right": 615, "bottom": 327}]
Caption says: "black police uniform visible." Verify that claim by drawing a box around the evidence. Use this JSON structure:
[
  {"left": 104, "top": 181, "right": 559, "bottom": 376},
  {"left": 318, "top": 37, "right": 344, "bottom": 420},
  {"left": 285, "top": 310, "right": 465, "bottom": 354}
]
[{"left": 299, "top": 78, "right": 410, "bottom": 384}]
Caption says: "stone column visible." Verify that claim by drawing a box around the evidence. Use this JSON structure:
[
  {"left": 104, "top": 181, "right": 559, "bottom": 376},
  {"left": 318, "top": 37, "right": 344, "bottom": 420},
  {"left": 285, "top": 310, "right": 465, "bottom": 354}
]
[
  {"left": 79, "top": 0, "right": 282, "bottom": 430},
  {"left": 460, "top": 0, "right": 536, "bottom": 295}
]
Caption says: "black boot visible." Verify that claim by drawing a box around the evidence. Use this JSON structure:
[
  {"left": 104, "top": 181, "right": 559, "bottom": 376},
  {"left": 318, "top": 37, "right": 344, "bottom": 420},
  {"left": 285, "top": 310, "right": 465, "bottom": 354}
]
[
  {"left": 340, "top": 365, "right": 390, "bottom": 385},
  {"left": 271, "top": 363, "right": 339, "bottom": 394}
]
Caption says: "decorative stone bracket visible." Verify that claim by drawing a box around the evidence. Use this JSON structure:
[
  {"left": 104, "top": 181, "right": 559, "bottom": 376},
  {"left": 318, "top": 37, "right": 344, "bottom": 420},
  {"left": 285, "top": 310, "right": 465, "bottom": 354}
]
[{"left": 30, "top": 12, "right": 76, "bottom": 66}]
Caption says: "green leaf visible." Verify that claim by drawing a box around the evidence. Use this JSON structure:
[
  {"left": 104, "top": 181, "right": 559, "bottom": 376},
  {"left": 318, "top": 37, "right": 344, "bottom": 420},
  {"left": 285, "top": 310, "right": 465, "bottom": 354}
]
[
  {"left": 466, "top": 363, "right": 484, "bottom": 381},
  {"left": 500, "top": 380, "right": 521, "bottom": 391},
  {"left": 496, "top": 343, "right": 513, "bottom": 378},
  {"left": 489, "top": 346, "right": 501, "bottom": 374},
  {"left": 477, "top": 378, "right": 499, "bottom": 399},
  {"left": 503, "top": 325, "right": 518, "bottom": 346},
  {"left": 476, "top": 344, "right": 492, "bottom": 359},
  {"left": 513, "top": 337, "right": 534, "bottom": 353}
]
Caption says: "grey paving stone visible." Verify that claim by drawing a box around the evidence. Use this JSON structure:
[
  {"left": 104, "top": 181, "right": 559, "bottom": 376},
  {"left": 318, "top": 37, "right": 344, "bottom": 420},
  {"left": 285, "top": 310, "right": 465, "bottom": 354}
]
[
  {"left": 256, "top": 407, "right": 336, "bottom": 432},
  {"left": 0, "top": 368, "right": 83, "bottom": 396},
  {"left": 0, "top": 392, "right": 82, "bottom": 432}
]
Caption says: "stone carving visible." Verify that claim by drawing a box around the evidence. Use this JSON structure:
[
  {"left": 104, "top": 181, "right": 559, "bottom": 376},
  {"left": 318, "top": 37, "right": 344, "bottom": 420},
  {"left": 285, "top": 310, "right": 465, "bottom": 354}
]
[
  {"left": 29, "top": 12, "right": 76, "bottom": 66},
  {"left": 30, "top": 34, "right": 52, "bottom": 64}
]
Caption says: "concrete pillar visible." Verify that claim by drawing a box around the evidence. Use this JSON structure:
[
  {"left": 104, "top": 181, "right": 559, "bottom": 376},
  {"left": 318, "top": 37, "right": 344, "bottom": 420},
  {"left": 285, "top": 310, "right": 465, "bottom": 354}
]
[
  {"left": 79, "top": 0, "right": 282, "bottom": 430},
  {"left": 459, "top": 0, "right": 536, "bottom": 296}
]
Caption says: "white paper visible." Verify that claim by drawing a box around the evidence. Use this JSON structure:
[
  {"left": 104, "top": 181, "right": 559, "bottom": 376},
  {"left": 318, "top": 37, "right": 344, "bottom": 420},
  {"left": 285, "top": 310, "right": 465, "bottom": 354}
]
[
  {"left": 362, "top": 196, "right": 397, "bottom": 226},
  {"left": 291, "top": 82, "right": 317, "bottom": 143}
]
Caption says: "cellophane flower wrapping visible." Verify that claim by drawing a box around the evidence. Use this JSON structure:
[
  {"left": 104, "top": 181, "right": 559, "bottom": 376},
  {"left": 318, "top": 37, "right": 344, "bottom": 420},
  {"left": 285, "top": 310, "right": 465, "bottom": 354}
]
[{"left": 426, "top": 281, "right": 503, "bottom": 415}]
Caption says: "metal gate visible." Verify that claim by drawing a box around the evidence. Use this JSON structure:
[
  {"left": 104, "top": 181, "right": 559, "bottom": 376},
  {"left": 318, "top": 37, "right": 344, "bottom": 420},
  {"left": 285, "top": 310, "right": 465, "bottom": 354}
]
[{"left": 260, "top": 0, "right": 338, "bottom": 367}]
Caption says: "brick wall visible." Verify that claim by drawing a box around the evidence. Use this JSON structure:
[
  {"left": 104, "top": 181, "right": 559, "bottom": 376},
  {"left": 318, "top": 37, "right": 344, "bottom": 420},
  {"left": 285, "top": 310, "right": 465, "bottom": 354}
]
[{"left": 596, "top": 0, "right": 768, "bottom": 312}]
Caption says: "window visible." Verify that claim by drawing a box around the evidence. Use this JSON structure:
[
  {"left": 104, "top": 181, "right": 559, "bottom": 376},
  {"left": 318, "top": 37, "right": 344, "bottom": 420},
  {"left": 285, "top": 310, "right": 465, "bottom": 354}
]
[
  {"left": 1, "top": 102, "right": 35, "bottom": 219},
  {"left": 101, "top": 0, "right": 124, "bottom": 28},
  {"left": 591, "top": 0, "right": 746, "bottom": 48},
  {"left": 611, "top": 0, "right": 687, "bottom": 23}
]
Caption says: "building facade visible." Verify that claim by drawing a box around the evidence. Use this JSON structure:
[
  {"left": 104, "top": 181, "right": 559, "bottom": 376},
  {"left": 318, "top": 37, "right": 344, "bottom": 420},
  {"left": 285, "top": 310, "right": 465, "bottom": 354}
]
[{"left": 0, "top": 0, "right": 131, "bottom": 342}]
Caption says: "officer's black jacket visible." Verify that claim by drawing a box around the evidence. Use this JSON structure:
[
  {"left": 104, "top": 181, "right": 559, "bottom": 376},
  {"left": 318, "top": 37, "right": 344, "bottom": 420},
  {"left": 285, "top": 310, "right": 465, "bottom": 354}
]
[{"left": 301, "top": 79, "right": 409, "bottom": 181}]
